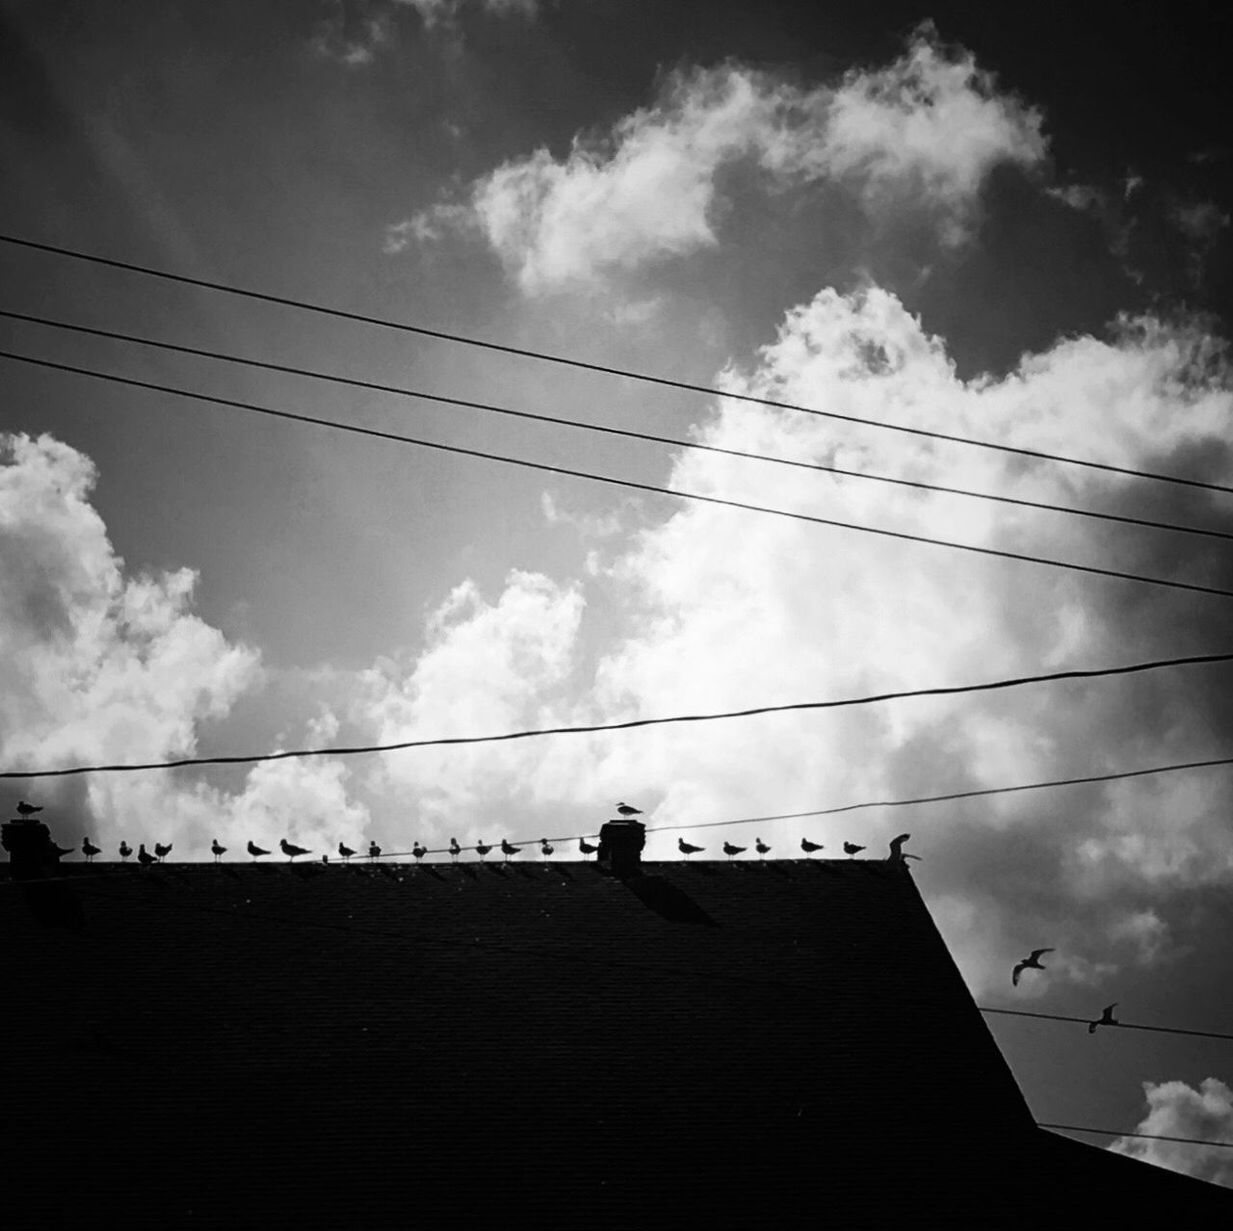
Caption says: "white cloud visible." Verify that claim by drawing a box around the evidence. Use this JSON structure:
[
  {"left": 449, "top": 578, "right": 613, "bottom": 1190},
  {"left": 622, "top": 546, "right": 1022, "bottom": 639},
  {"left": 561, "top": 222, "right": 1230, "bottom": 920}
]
[
  {"left": 1110, "top": 1078, "right": 1233, "bottom": 1187},
  {"left": 404, "top": 25, "right": 1045, "bottom": 289}
]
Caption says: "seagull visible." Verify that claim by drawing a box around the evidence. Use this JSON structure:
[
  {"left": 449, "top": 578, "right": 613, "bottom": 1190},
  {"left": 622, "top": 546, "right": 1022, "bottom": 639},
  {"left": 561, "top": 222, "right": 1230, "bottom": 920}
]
[
  {"left": 1012, "top": 948, "right": 1055, "bottom": 987},
  {"left": 678, "top": 838, "right": 704, "bottom": 859},
  {"left": 338, "top": 842, "right": 355, "bottom": 863},
  {"left": 211, "top": 839, "right": 227, "bottom": 864},
  {"left": 137, "top": 843, "right": 158, "bottom": 868},
  {"left": 280, "top": 838, "right": 310, "bottom": 862},
  {"left": 16, "top": 800, "right": 42, "bottom": 817},
  {"left": 412, "top": 842, "right": 428, "bottom": 863},
  {"left": 368, "top": 841, "right": 382, "bottom": 862},
  {"left": 82, "top": 837, "right": 101, "bottom": 864},
  {"left": 578, "top": 838, "right": 598, "bottom": 858},
  {"left": 540, "top": 839, "right": 554, "bottom": 860},
  {"left": 501, "top": 839, "right": 520, "bottom": 862},
  {"left": 723, "top": 842, "right": 747, "bottom": 861},
  {"left": 475, "top": 840, "right": 492, "bottom": 861},
  {"left": 1088, "top": 1004, "right": 1119, "bottom": 1035},
  {"left": 449, "top": 838, "right": 461, "bottom": 863},
  {"left": 843, "top": 842, "right": 865, "bottom": 857},
  {"left": 154, "top": 842, "right": 172, "bottom": 863},
  {"left": 887, "top": 833, "right": 913, "bottom": 863},
  {"left": 118, "top": 841, "right": 132, "bottom": 862},
  {"left": 755, "top": 838, "right": 771, "bottom": 859},
  {"left": 616, "top": 802, "right": 642, "bottom": 817},
  {"left": 801, "top": 838, "right": 824, "bottom": 856},
  {"left": 247, "top": 840, "right": 270, "bottom": 861}
]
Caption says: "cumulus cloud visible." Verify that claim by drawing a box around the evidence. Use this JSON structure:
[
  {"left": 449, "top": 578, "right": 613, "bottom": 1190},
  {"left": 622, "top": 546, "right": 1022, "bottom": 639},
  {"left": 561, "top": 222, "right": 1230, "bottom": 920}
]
[
  {"left": 1110, "top": 1078, "right": 1233, "bottom": 1187},
  {"left": 401, "top": 25, "right": 1045, "bottom": 290}
]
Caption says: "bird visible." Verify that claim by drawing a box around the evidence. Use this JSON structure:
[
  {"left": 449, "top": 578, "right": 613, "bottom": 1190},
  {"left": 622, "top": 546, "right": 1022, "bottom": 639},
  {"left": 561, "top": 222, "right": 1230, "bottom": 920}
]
[
  {"left": 616, "top": 802, "right": 642, "bottom": 817},
  {"left": 247, "top": 840, "right": 270, "bottom": 861},
  {"left": 678, "top": 838, "right": 704, "bottom": 859},
  {"left": 16, "top": 800, "right": 42, "bottom": 817},
  {"left": 842, "top": 842, "right": 865, "bottom": 857},
  {"left": 540, "top": 839, "right": 554, "bottom": 860},
  {"left": 755, "top": 838, "right": 771, "bottom": 859},
  {"left": 81, "top": 837, "right": 100, "bottom": 863},
  {"left": 1088, "top": 1004, "right": 1119, "bottom": 1035},
  {"left": 501, "top": 839, "right": 520, "bottom": 862},
  {"left": 578, "top": 838, "right": 598, "bottom": 858},
  {"left": 137, "top": 843, "right": 158, "bottom": 868},
  {"left": 887, "top": 833, "right": 913, "bottom": 863},
  {"left": 475, "top": 839, "right": 492, "bottom": 861},
  {"left": 723, "top": 842, "right": 747, "bottom": 861},
  {"left": 368, "top": 841, "right": 382, "bottom": 862},
  {"left": 449, "top": 837, "right": 461, "bottom": 863},
  {"left": 412, "top": 842, "right": 428, "bottom": 863},
  {"left": 211, "top": 839, "right": 226, "bottom": 863},
  {"left": 280, "top": 838, "right": 310, "bottom": 862},
  {"left": 338, "top": 842, "right": 355, "bottom": 863},
  {"left": 154, "top": 842, "right": 172, "bottom": 863},
  {"left": 118, "top": 841, "right": 132, "bottom": 862},
  {"left": 801, "top": 838, "right": 824, "bottom": 856},
  {"left": 1012, "top": 948, "right": 1055, "bottom": 987}
]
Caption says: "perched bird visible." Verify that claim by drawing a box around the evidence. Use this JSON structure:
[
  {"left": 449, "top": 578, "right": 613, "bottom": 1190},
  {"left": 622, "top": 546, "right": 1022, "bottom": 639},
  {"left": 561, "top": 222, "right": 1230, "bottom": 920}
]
[
  {"left": 723, "top": 842, "right": 747, "bottom": 861},
  {"left": 578, "top": 838, "right": 598, "bottom": 858},
  {"left": 137, "top": 843, "right": 158, "bottom": 868},
  {"left": 755, "top": 838, "right": 771, "bottom": 859},
  {"left": 280, "top": 838, "right": 310, "bottom": 862},
  {"left": 211, "top": 839, "right": 227, "bottom": 864},
  {"left": 501, "top": 838, "right": 520, "bottom": 862},
  {"left": 368, "top": 841, "right": 382, "bottom": 862},
  {"left": 338, "top": 842, "right": 356, "bottom": 863},
  {"left": 842, "top": 842, "right": 865, "bottom": 858},
  {"left": 412, "top": 842, "right": 428, "bottom": 863},
  {"left": 1088, "top": 1004, "right": 1119, "bottom": 1035},
  {"left": 678, "top": 838, "right": 704, "bottom": 859},
  {"left": 540, "top": 839, "right": 554, "bottom": 860},
  {"left": 449, "top": 837, "right": 461, "bottom": 863},
  {"left": 801, "top": 838, "right": 824, "bottom": 856},
  {"left": 1012, "top": 948, "right": 1055, "bottom": 987},
  {"left": 118, "top": 841, "right": 132, "bottom": 862},
  {"left": 247, "top": 840, "right": 270, "bottom": 861},
  {"left": 154, "top": 842, "right": 172, "bottom": 863},
  {"left": 475, "top": 839, "right": 492, "bottom": 861},
  {"left": 16, "top": 800, "right": 42, "bottom": 817},
  {"left": 82, "top": 837, "right": 101, "bottom": 864},
  {"left": 616, "top": 802, "right": 642, "bottom": 817},
  {"left": 887, "top": 834, "right": 912, "bottom": 863}
]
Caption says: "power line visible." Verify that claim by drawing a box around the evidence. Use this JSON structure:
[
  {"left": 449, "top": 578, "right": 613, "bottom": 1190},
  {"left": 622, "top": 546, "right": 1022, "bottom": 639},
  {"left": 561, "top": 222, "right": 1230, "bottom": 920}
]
[
  {"left": 980, "top": 1006, "right": 1233, "bottom": 1043},
  {"left": 1039, "top": 1123, "right": 1233, "bottom": 1149},
  {"left": 3, "top": 231, "right": 1231, "bottom": 497},
  {"left": 5, "top": 306, "right": 1232, "bottom": 546},
  {"left": 7, "top": 347, "right": 1233, "bottom": 605},
  {"left": 2, "top": 649, "right": 1228, "bottom": 778}
]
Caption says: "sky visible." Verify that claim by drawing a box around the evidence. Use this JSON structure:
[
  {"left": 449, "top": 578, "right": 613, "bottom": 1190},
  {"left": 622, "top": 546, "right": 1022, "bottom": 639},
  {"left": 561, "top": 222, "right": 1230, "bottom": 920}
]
[{"left": 2, "top": 0, "right": 1233, "bottom": 1185}]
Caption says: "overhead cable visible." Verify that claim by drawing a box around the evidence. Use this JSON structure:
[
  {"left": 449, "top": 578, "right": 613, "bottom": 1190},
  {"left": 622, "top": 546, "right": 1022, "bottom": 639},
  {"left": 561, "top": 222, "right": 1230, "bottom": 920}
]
[{"left": 1039, "top": 1123, "right": 1233, "bottom": 1149}]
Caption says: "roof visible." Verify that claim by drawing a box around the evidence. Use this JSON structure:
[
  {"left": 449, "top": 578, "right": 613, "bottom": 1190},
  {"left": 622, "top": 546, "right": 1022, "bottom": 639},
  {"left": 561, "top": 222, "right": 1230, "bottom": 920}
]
[{"left": 4, "top": 856, "right": 1229, "bottom": 1227}]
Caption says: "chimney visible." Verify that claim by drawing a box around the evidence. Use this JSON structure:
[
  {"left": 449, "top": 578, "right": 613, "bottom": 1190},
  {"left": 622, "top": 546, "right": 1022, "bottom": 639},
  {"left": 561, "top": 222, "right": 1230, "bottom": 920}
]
[
  {"left": 1, "top": 817, "right": 62, "bottom": 881},
  {"left": 596, "top": 818, "right": 645, "bottom": 879}
]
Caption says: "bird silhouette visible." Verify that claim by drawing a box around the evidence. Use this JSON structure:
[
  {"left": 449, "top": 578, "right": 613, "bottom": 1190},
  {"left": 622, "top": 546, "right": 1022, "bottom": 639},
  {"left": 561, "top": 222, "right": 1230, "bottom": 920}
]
[
  {"left": 501, "top": 839, "right": 520, "bottom": 862},
  {"left": 475, "top": 840, "right": 492, "bottom": 861},
  {"left": 16, "top": 800, "right": 42, "bottom": 817},
  {"left": 887, "top": 834, "right": 914, "bottom": 863},
  {"left": 412, "top": 842, "right": 428, "bottom": 863},
  {"left": 137, "top": 843, "right": 158, "bottom": 868},
  {"left": 247, "top": 840, "right": 270, "bottom": 861},
  {"left": 1088, "top": 1003, "right": 1119, "bottom": 1035},
  {"left": 449, "top": 837, "right": 461, "bottom": 863},
  {"left": 1012, "top": 948, "right": 1054, "bottom": 987},
  {"left": 540, "top": 839, "right": 554, "bottom": 859},
  {"left": 723, "top": 842, "right": 747, "bottom": 861},
  {"left": 368, "top": 841, "right": 382, "bottom": 862},
  {"left": 211, "top": 839, "right": 227, "bottom": 863},
  {"left": 154, "top": 842, "right": 172, "bottom": 863},
  {"left": 280, "top": 838, "right": 310, "bottom": 862},
  {"left": 616, "top": 802, "right": 642, "bottom": 817},
  {"left": 118, "top": 841, "right": 132, "bottom": 862},
  {"left": 82, "top": 837, "right": 101, "bottom": 863},
  {"left": 678, "top": 838, "right": 704, "bottom": 859},
  {"left": 338, "top": 842, "right": 355, "bottom": 863},
  {"left": 842, "top": 842, "right": 865, "bottom": 857},
  {"left": 800, "top": 838, "right": 824, "bottom": 856},
  {"left": 755, "top": 838, "right": 771, "bottom": 859},
  {"left": 578, "top": 838, "right": 598, "bottom": 858}
]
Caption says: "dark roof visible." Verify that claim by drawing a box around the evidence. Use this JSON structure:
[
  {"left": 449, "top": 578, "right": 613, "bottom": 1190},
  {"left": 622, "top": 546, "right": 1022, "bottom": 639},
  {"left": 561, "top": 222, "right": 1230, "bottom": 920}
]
[{"left": 4, "top": 857, "right": 1228, "bottom": 1227}]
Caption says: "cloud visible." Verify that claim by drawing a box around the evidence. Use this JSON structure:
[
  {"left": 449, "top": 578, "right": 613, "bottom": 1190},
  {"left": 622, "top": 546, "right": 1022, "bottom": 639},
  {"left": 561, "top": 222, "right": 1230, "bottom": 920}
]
[
  {"left": 1110, "top": 1078, "right": 1233, "bottom": 1187},
  {"left": 404, "top": 24, "right": 1045, "bottom": 290}
]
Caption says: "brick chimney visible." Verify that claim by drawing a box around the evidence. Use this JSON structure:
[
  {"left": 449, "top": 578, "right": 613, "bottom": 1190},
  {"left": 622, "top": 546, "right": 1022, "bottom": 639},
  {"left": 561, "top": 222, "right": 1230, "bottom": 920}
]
[
  {"left": 596, "top": 818, "right": 645, "bottom": 879},
  {"left": 1, "top": 817, "right": 62, "bottom": 880}
]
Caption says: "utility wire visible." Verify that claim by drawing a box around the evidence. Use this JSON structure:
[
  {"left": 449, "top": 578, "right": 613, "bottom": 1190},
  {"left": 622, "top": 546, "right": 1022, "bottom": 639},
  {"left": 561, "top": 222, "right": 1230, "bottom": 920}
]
[
  {"left": 980, "top": 1007, "right": 1233, "bottom": 1043},
  {"left": 6, "top": 348, "right": 1233, "bottom": 606},
  {"left": 3, "top": 231, "right": 1231, "bottom": 497},
  {"left": 5, "top": 306, "right": 1232, "bottom": 546},
  {"left": 1039, "top": 1124, "right": 1233, "bottom": 1149},
  {"left": 2, "top": 649, "right": 1228, "bottom": 778}
]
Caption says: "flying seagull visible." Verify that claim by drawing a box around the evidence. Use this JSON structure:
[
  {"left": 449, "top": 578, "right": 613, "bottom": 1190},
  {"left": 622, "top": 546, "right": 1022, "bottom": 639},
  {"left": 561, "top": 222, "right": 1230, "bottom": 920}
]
[
  {"left": 412, "top": 842, "right": 428, "bottom": 863},
  {"left": 154, "top": 842, "right": 172, "bottom": 863},
  {"left": 137, "top": 843, "right": 158, "bottom": 868},
  {"left": 843, "top": 842, "right": 865, "bottom": 857},
  {"left": 475, "top": 839, "right": 492, "bottom": 861},
  {"left": 367, "top": 841, "right": 382, "bottom": 862},
  {"left": 755, "top": 838, "right": 771, "bottom": 859},
  {"left": 118, "top": 841, "right": 132, "bottom": 862},
  {"left": 280, "top": 838, "right": 310, "bottom": 862},
  {"left": 1088, "top": 1004, "right": 1119, "bottom": 1035},
  {"left": 211, "top": 839, "right": 227, "bottom": 863},
  {"left": 678, "top": 838, "right": 704, "bottom": 859},
  {"left": 81, "top": 838, "right": 101, "bottom": 864},
  {"left": 723, "top": 842, "right": 747, "bottom": 861},
  {"left": 578, "top": 838, "right": 598, "bottom": 858},
  {"left": 16, "top": 800, "right": 42, "bottom": 817},
  {"left": 501, "top": 839, "right": 520, "bottom": 862},
  {"left": 540, "top": 839, "right": 554, "bottom": 860},
  {"left": 616, "top": 802, "right": 642, "bottom": 817},
  {"left": 449, "top": 838, "right": 461, "bottom": 863},
  {"left": 247, "top": 840, "right": 270, "bottom": 861},
  {"left": 800, "top": 838, "right": 824, "bottom": 856},
  {"left": 338, "top": 842, "right": 355, "bottom": 863},
  {"left": 1012, "top": 948, "right": 1055, "bottom": 987}
]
